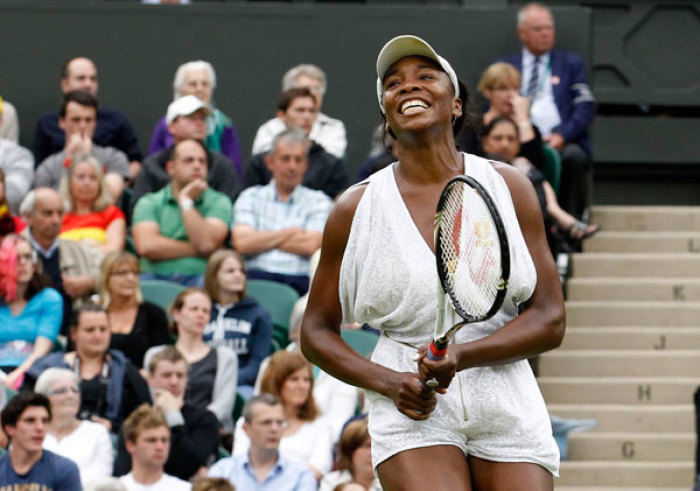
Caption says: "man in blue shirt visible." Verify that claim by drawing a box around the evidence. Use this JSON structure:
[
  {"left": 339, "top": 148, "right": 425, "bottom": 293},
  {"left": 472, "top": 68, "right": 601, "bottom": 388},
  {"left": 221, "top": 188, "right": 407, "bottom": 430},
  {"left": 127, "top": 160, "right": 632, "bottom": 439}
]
[
  {"left": 209, "top": 394, "right": 317, "bottom": 491},
  {"left": 0, "top": 392, "right": 81, "bottom": 490}
]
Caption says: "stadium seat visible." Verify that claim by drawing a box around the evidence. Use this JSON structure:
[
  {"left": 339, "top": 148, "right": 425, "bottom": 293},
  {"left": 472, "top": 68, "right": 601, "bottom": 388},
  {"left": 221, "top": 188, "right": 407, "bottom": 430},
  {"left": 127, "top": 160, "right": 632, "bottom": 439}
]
[
  {"left": 341, "top": 329, "right": 379, "bottom": 357},
  {"left": 541, "top": 145, "right": 562, "bottom": 193},
  {"left": 246, "top": 279, "right": 300, "bottom": 347},
  {"left": 140, "top": 279, "right": 186, "bottom": 313}
]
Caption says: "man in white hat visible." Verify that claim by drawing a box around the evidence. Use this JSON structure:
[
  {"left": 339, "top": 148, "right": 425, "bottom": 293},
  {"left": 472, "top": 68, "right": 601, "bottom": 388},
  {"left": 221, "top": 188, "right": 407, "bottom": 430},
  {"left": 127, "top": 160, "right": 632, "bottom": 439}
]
[{"left": 131, "top": 95, "right": 240, "bottom": 217}]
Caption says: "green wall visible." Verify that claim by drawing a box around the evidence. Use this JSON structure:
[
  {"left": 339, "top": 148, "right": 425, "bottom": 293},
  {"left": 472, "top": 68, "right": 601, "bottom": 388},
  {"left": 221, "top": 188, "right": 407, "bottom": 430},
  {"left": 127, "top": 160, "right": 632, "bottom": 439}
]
[{"left": 0, "top": 1, "right": 591, "bottom": 175}]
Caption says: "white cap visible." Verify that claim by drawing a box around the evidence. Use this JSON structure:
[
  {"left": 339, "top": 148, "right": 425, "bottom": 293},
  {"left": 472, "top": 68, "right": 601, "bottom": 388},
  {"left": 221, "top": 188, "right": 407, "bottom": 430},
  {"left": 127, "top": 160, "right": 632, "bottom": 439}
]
[
  {"left": 166, "top": 95, "right": 210, "bottom": 124},
  {"left": 375, "top": 35, "right": 460, "bottom": 113}
]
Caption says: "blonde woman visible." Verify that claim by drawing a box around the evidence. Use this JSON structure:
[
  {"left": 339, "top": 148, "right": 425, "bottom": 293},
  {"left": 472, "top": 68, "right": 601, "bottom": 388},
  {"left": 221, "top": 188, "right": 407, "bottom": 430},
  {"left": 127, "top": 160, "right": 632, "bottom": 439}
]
[
  {"left": 99, "top": 252, "right": 170, "bottom": 368},
  {"left": 59, "top": 153, "right": 125, "bottom": 254}
]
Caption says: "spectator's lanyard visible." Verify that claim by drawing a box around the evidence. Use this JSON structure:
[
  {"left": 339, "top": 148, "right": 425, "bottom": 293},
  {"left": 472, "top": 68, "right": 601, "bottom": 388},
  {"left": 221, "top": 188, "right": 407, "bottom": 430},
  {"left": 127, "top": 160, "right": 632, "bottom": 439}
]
[{"left": 533, "top": 56, "right": 553, "bottom": 99}]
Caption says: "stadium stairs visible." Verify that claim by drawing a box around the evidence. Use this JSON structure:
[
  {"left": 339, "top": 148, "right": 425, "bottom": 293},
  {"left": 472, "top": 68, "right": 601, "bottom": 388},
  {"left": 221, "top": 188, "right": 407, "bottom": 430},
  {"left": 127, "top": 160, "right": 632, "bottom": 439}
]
[{"left": 542, "top": 206, "right": 700, "bottom": 490}]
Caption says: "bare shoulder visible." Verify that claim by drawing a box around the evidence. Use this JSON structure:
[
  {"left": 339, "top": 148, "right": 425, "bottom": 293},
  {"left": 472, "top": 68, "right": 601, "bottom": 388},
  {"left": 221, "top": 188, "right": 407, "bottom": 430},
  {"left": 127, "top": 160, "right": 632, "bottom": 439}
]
[{"left": 327, "top": 182, "right": 368, "bottom": 229}]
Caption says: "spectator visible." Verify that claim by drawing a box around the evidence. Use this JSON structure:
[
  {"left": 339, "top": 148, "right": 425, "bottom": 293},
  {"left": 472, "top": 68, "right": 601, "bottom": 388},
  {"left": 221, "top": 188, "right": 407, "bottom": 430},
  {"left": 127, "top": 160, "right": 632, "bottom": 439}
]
[
  {"left": 149, "top": 60, "right": 243, "bottom": 174},
  {"left": 246, "top": 88, "right": 348, "bottom": 199},
  {"left": 0, "top": 98, "right": 34, "bottom": 213},
  {"left": 209, "top": 393, "right": 317, "bottom": 491},
  {"left": 319, "top": 418, "right": 379, "bottom": 491},
  {"left": 25, "top": 302, "right": 151, "bottom": 434},
  {"left": 132, "top": 95, "right": 241, "bottom": 215},
  {"left": 145, "top": 288, "right": 237, "bottom": 432},
  {"left": 478, "top": 63, "right": 598, "bottom": 243},
  {"left": 233, "top": 128, "right": 332, "bottom": 296},
  {"left": 233, "top": 351, "right": 334, "bottom": 480},
  {"left": 0, "top": 96, "right": 19, "bottom": 143},
  {"left": 253, "top": 64, "right": 347, "bottom": 159},
  {"left": 501, "top": 2, "right": 595, "bottom": 219},
  {"left": 99, "top": 252, "right": 171, "bottom": 368},
  {"left": 0, "top": 392, "right": 81, "bottom": 489},
  {"left": 120, "top": 404, "right": 191, "bottom": 490},
  {"left": 35, "top": 367, "right": 113, "bottom": 487},
  {"left": 35, "top": 90, "right": 130, "bottom": 202},
  {"left": 204, "top": 249, "right": 272, "bottom": 399},
  {"left": 20, "top": 188, "right": 99, "bottom": 334},
  {"left": 33, "top": 56, "right": 142, "bottom": 177},
  {"left": 482, "top": 116, "right": 598, "bottom": 242},
  {"left": 115, "top": 347, "right": 220, "bottom": 481},
  {"left": 0, "top": 168, "right": 26, "bottom": 236},
  {"left": 0, "top": 235, "right": 62, "bottom": 390},
  {"left": 58, "top": 153, "right": 126, "bottom": 255},
  {"left": 133, "top": 138, "right": 232, "bottom": 287}
]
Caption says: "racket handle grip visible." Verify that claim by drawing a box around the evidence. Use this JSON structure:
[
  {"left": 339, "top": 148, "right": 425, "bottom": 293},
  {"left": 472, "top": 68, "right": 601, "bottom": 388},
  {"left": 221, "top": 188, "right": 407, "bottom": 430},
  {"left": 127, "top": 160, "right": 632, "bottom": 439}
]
[{"left": 427, "top": 339, "right": 448, "bottom": 361}]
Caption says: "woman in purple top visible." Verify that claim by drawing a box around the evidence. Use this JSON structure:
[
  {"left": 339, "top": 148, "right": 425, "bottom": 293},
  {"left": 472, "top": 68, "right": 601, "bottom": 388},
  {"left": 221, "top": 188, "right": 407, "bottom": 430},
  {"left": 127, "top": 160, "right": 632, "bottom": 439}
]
[{"left": 149, "top": 60, "right": 243, "bottom": 175}]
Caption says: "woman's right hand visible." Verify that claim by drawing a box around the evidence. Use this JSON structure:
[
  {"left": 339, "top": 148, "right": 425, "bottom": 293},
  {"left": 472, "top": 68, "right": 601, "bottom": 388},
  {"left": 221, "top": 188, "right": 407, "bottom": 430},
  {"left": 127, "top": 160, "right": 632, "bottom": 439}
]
[
  {"left": 384, "top": 371, "right": 438, "bottom": 421},
  {"left": 511, "top": 94, "right": 532, "bottom": 124}
]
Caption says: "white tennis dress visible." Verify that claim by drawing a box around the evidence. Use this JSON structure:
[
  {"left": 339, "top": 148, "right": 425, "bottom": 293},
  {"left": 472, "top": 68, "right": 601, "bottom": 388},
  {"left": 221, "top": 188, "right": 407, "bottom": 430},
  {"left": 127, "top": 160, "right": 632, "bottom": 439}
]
[{"left": 339, "top": 153, "right": 559, "bottom": 475}]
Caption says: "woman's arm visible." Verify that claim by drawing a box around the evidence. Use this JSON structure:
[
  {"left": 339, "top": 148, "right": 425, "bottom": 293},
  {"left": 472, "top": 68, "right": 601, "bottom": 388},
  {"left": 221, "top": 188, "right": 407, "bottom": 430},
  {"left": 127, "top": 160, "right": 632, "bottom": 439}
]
[
  {"left": 101, "top": 217, "right": 126, "bottom": 254},
  {"left": 3, "top": 336, "right": 54, "bottom": 389},
  {"left": 208, "top": 347, "right": 238, "bottom": 431},
  {"left": 300, "top": 186, "right": 438, "bottom": 421}
]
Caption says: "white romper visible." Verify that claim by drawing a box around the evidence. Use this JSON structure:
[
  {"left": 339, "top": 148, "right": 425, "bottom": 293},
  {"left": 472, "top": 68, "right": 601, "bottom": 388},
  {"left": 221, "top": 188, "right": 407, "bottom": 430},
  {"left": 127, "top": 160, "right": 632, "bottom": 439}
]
[{"left": 339, "top": 153, "right": 559, "bottom": 475}]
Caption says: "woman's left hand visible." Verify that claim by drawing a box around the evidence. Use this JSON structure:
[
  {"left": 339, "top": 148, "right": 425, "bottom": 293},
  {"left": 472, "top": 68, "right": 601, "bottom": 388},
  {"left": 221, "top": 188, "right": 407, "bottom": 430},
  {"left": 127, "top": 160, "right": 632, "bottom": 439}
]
[{"left": 416, "top": 345, "right": 458, "bottom": 391}]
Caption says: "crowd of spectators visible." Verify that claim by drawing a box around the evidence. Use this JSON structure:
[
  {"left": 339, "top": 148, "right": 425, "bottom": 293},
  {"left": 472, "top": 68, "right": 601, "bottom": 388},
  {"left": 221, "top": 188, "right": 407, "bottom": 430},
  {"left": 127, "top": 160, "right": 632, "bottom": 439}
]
[{"left": 0, "top": 2, "right": 596, "bottom": 489}]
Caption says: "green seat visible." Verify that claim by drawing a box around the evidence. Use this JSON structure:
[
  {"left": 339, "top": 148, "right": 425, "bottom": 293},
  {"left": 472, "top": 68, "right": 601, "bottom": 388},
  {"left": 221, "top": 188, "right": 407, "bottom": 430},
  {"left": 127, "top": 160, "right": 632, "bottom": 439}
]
[
  {"left": 541, "top": 145, "right": 562, "bottom": 194},
  {"left": 341, "top": 329, "right": 379, "bottom": 358},
  {"left": 140, "top": 279, "right": 186, "bottom": 312},
  {"left": 246, "top": 279, "right": 300, "bottom": 348}
]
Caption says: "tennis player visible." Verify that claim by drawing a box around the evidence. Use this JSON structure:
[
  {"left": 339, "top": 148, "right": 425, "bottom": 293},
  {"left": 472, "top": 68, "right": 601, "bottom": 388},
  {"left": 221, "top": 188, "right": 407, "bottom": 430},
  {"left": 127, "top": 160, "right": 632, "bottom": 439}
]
[{"left": 301, "top": 35, "right": 564, "bottom": 490}]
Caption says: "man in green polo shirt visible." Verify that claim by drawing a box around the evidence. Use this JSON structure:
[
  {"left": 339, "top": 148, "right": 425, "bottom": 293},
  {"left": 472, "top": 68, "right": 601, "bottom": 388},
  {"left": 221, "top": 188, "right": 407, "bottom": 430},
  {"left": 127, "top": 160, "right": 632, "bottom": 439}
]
[{"left": 132, "top": 138, "right": 232, "bottom": 286}]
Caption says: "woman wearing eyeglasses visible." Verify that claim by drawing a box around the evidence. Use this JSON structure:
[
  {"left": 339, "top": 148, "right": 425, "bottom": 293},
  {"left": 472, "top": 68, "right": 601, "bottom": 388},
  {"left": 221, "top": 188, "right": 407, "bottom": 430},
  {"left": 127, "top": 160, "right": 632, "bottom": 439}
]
[
  {"left": 35, "top": 367, "right": 113, "bottom": 487},
  {"left": 99, "top": 252, "right": 171, "bottom": 368}
]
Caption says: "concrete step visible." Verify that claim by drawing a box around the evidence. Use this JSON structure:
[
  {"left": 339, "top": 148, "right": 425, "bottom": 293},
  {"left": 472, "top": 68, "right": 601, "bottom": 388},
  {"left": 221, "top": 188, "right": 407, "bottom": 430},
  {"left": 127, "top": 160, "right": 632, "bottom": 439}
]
[
  {"left": 539, "top": 350, "right": 700, "bottom": 377},
  {"left": 559, "top": 327, "right": 700, "bottom": 350},
  {"left": 546, "top": 404, "right": 694, "bottom": 433},
  {"left": 566, "top": 300, "right": 700, "bottom": 326},
  {"left": 567, "top": 277, "right": 700, "bottom": 302},
  {"left": 583, "top": 231, "right": 700, "bottom": 253},
  {"left": 557, "top": 461, "right": 694, "bottom": 487},
  {"left": 571, "top": 253, "right": 700, "bottom": 278},
  {"left": 591, "top": 205, "right": 700, "bottom": 232},
  {"left": 539, "top": 377, "right": 700, "bottom": 404},
  {"left": 567, "top": 432, "right": 694, "bottom": 461}
]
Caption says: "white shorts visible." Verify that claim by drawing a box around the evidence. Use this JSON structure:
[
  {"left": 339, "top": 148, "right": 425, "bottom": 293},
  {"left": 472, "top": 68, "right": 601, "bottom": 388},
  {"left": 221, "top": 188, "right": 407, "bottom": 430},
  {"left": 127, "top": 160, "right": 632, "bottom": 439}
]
[{"left": 367, "top": 335, "right": 559, "bottom": 476}]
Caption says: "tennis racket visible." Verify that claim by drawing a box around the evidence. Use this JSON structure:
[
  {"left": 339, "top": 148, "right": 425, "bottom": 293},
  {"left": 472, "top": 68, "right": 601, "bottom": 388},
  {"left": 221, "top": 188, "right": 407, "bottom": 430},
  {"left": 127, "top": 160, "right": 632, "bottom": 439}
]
[{"left": 425, "top": 175, "right": 511, "bottom": 386}]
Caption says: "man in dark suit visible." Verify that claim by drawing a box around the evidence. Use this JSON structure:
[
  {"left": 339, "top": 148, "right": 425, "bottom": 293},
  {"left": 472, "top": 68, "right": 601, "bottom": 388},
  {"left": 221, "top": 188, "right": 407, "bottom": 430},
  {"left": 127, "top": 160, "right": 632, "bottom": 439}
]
[
  {"left": 33, "top": 57, "right": 142, "bottom": 179},
  {"left": 502, "top": 2, "right": 595, "bottom": 219}
]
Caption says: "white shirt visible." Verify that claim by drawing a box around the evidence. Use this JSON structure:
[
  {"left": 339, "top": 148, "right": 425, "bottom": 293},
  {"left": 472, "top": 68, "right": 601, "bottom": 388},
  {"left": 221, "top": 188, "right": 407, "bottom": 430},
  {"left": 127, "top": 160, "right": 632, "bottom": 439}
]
[
  {"left": 521, "top": 48, "right": 561, "bottom": 137},
  {"left": 120, "top": 472, "right": 192, "bottom": 491},
  {"left": 43, "top": 420, "right": 113, "bottom": 487},
  {"left": 251, "top": 112, "right": 347, "bottom": 159}
]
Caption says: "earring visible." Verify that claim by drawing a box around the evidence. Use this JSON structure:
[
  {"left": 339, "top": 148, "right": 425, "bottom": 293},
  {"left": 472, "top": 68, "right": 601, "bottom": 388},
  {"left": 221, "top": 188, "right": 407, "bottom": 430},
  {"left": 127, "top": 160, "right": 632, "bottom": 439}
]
[{"left": 452, "top": 116, "right": 457, "bottom": 127}]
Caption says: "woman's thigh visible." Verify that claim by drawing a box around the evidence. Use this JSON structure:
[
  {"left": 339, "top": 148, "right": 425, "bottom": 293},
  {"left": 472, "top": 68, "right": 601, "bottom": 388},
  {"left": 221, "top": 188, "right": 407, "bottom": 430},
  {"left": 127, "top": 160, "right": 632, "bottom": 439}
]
[
  {"left": 377, "top": 445, "right": 471, "bottom": 491},
  {"left": 468, "top": 455, "right": 553, "bottom": 491}
]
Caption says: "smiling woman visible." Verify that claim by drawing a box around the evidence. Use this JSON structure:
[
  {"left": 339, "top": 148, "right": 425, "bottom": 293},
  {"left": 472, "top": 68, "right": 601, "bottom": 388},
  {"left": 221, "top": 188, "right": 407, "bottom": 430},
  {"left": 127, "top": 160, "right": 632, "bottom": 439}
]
[{"left": 300, "top": 35, "right": 565, "bottom": 490}]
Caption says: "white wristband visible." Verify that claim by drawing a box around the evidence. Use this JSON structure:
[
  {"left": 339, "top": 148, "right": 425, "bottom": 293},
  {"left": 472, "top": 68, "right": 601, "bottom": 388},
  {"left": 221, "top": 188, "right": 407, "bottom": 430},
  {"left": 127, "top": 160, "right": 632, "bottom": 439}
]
[{"left": 179, "top": 197, "right": 194, "bottom": 211}]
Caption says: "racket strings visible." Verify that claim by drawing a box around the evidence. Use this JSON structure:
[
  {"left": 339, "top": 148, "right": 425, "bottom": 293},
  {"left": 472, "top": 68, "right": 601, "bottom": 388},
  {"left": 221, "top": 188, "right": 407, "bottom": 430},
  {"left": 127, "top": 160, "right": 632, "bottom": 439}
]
[{"left": 438, "top": 182, "right": 503, "bottom": 318}]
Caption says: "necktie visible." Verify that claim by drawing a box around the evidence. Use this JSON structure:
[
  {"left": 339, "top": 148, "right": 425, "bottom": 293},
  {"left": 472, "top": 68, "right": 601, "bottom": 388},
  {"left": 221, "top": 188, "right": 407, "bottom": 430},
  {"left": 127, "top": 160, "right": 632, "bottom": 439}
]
[{"left": 527, "top": 56, "right": 540, "bottom": 97}]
